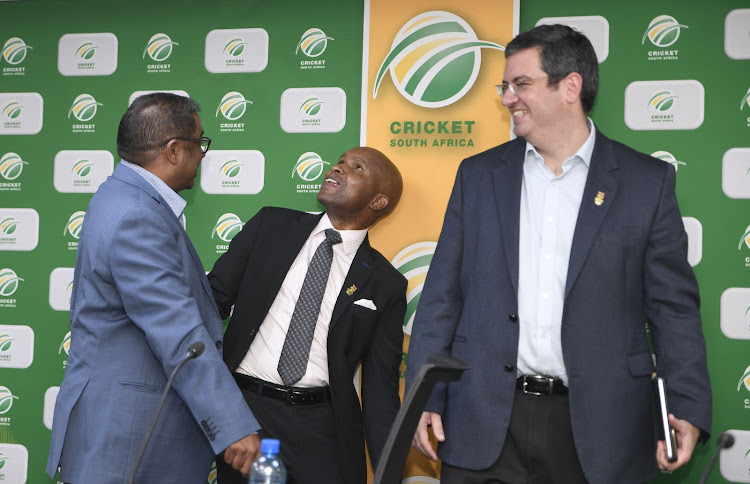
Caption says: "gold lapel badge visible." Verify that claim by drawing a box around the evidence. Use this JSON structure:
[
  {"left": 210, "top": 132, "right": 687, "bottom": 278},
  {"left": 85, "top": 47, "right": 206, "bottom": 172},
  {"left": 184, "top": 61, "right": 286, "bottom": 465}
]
[
  {"left": 346, "top": 284, "right": 357, "bottom": 296},
  {"left": 594, "top": 191, "right": 605, "bottom": 206}
]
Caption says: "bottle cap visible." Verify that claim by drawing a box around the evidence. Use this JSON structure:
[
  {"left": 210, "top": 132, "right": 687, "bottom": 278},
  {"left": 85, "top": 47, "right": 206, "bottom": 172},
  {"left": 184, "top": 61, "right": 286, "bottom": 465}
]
[{"left": 260, "top": 438, "right": 280, "bottom": 454}]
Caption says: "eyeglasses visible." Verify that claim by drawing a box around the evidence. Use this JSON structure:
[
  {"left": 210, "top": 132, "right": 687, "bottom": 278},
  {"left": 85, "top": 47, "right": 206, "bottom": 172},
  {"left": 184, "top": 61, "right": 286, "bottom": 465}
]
[
  {"left": 496, "top": 76, "right": 548, "bottom": 97},
  {"left": 157, "top": 136, "right": 212, "bottom": 153}
]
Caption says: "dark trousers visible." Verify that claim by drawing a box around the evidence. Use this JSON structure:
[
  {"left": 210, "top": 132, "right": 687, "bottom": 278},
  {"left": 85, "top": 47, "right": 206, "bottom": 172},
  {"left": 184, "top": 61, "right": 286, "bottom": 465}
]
[
  {"left": 216, "top": 382, "right": 346, "bottom": 484},
  {"left": 441, "top": 388, "right": 588, "bottom": 484}
]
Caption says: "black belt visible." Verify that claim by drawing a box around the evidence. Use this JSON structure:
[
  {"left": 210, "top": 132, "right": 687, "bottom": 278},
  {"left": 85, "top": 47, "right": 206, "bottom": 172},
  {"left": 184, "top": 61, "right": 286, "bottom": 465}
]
[
  {"left": 233, "top": 372, "right": 331, "bottom": 405},
  {"left": 516, "top": 375, "right": 568, "bottom": 396}
]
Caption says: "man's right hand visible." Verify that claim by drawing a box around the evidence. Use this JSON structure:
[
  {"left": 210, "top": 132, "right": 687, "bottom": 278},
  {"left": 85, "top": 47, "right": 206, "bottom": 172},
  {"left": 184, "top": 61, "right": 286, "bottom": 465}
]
[
  {"left": 412, "top": 411, "right": 444, "bottom": 462},
  {"left": 224, "top": 434, "right": 261, "bottom": 477}
]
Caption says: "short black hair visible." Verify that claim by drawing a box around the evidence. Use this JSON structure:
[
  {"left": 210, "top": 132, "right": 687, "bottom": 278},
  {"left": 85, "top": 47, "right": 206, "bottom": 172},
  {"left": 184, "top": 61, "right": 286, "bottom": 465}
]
[
  {"left": 116, "top": 92, "right": 200, "bottom": 165},
  {"left": 505, "top": 24, "right": 599, "bottom": 113}
]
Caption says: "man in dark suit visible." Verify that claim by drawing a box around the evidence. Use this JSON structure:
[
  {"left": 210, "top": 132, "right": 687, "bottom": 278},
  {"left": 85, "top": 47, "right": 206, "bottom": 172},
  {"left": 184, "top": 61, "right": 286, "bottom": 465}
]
[
  {"left": 210, "top": 146, "right": 407, "bottom": 484},
  {"left": 406, "top": 25, "right": 711, "bottom": 484}
]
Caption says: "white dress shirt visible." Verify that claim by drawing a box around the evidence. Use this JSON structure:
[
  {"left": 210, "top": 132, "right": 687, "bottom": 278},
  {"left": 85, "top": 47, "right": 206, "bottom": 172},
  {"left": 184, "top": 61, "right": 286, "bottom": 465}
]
[
  {"left": 237, "top": 214, "right": 367, "bottom": 387},
  {"left": 517, "top": 119, "right": 596, "bottom": 386}
]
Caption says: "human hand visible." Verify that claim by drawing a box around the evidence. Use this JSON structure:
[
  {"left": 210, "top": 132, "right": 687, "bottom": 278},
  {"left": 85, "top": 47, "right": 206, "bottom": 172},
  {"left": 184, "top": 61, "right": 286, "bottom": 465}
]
[
  {"left": 411, "top": 411, "right": 444, "bottom": 461},
  {"left": 224, "top": 434, "right": 262, "bottom": 477},
  {"left": 656, "top": 414, "right": 701, "bottom": 471}
]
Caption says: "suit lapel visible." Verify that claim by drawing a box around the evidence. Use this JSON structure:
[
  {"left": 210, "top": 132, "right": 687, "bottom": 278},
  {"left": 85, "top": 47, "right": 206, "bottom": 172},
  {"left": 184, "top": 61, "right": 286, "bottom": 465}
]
[
  {"left": 493, "top": 140, "right": 525, "bottom": 296},
  {"left": 565, "top": 131, "right": 619, "bottom": 299},
  {"left": 329, "top": 236, "right": 375, "bottom": 332},
  {"left": 113, "top": 163, "right": 220, "bottom": 315}
]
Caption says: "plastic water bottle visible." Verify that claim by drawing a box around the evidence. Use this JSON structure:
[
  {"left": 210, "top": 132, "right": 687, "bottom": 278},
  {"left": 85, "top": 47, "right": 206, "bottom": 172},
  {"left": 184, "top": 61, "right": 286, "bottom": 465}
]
[{"left": 249, "top": 438, "right": 287, "bottom": 484}]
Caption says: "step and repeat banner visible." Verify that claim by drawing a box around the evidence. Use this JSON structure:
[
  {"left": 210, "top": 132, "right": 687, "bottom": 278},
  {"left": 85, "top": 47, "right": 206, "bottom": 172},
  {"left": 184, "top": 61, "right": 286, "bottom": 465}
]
[{"left": 1, "top": 0, "right": 748, "bottom": 482}]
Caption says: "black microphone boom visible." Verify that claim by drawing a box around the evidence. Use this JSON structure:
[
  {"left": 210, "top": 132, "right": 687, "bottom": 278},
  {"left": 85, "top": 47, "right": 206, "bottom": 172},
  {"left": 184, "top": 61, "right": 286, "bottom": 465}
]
[
  {"left": 127, "top": 342, "right": 205, "bottom": 484},
  {"left": 698, "top": 431, "right": 735, "bottom": 484}
]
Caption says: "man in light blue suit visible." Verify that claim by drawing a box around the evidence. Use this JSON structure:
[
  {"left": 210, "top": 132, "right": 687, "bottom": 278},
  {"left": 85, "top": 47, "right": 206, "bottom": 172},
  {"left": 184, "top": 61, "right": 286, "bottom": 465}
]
[
  {"left": 47, "top": 93, "right": 261, "bottom": 483},
  {"left": 407, "top": 25, "right": 711, "bottom": 484}
]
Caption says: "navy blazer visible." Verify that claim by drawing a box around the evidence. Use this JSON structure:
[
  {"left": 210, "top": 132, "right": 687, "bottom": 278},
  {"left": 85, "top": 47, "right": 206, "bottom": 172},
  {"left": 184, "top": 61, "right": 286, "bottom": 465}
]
[
  {"left": 209, "top": 207, "right": 407, "bottom": 483},
  {"left": 406, "top": 130, "right": 711, "bottom": 484}
]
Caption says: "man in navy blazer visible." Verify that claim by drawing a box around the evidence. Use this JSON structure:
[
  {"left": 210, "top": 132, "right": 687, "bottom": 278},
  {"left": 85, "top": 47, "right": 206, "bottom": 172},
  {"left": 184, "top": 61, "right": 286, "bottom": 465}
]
[
  {"left": 47, "top": 93, "right": 261, "bottom": 483},
  {"left": 210, "top": 147, "right": 407, "bottom": 484},
  {"left": 407, "top": 25, "right": 711, "bottom": 483}
]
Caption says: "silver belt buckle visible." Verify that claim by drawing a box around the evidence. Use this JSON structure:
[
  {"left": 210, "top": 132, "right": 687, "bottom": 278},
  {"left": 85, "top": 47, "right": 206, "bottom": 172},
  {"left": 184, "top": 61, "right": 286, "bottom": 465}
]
[{"left": 522, "top": 375, "right": 554, "bottom": 396}]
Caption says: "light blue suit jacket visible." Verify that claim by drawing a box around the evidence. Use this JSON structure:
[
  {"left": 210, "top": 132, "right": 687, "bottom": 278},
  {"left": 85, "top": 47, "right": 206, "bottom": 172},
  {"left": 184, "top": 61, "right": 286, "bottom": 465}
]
[
  {"left": 406, "top": 131, "right": 711, "bottom": 484},
  {"left": 46, "top": 163, "right": 259, "bottom": 483}
]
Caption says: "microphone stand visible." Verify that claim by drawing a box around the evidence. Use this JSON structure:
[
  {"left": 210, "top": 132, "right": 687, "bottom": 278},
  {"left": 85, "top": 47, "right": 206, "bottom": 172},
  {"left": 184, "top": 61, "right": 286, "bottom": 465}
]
[
  {"left": 126, "top": 342, "right": 205, "bottom": 484},
  {"left": 697, "top": 431, "right": 735, "bottom": 484}
]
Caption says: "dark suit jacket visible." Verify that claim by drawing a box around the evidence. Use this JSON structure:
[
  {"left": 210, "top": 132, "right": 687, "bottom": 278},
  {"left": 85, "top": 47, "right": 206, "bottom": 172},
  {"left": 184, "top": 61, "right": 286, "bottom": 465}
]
[
  {"left": 405, "top": 130, "right": 711, "bottom": 484},
  {"left": 209, "top": 207, "right": 407, "bottom": 483}
]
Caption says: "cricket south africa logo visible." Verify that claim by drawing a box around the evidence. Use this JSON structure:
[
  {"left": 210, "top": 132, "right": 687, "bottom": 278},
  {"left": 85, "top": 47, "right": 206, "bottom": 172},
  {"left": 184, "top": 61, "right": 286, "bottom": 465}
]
[
  {"left": 642, "top": 15, "right": 688, "bottom": 47},
  {"left": 292, "top": 152, "right": 329, "bottom": 182},
  {"left": 0, "top": 217, "right": 18, "bottom": 236},
  {"left": 0, "top": 269, "right": 22, "bottom": 297},
  {"left": 143, "top": 33, "right": 178, "bottom": 61},
  {"left": 68, "top": 94, "right": 102, "bottom": 122},
  {"left": 72, "top": 159, "right": 93, "bottom": 178},
  {"left": 741, "top": 87, "right": 750, "bottom": 111},
  {"left": 296, "top": 28, "right": 333, "bottom": 57},
  {"left": 3, "top": 101, "right": 21, "bottom": 120},
  {"left": 739, "top": 365, "right": 750, "bottom": 392},
  {"left": 64, "top": 211, "right": 85, "bottom": 239},
  {"left": 648, "top": 90, "right": 677, "bottom": 112},
  {"left": 212, "top": 214, "right": 243, "bottom": 243},
  {"left": 392, "top": 242, "right": 436, "bottom": 335},
  {"left": 651, "top": 151, "right": 685, "bottom": 171},
  {"left": 740, "top": 225, "right": 750, "bottom": 251},
  {"left": 224, "top": 37, "right": 247, "bottom": 57},
  {"left": 373, "top": 11, "right": 505, "bottom": 108},
  {"left": 0, "top": 386, "right": 18, "bottom": 414},
  {"left": 300, "top": 96, "right": 323, "bottom": 116},
  {"left": 76, "top": 41, "right": 97, "bottom": 60},
  {"left": 216, "top": 92, "right": 253, "bottom": 121},
  {"left": 2, "top": 37, "right": 32, "bottom": 65},
  {"left": 58, "top": 331, "right": 71, "bottom": 355},
  {"left": 0, "top": 333, "right": 12, "bottom": 352},
  {"left": 220, "top": 160, "right": 243, "bottom": 179},
  {"left": 0, "top": 153, "right": 27, "bottom": 181}
]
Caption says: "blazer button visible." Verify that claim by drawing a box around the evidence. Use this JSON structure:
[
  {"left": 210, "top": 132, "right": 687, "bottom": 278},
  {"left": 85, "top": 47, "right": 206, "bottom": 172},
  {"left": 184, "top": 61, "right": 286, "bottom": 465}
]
[
  {"left": 249, "top": 329, "right": 257, "bottom": 336},
  {"left": 505, "top": 364, "right": 514, "bottom": 372},
  {"left": 508, "top": 313, "right": 518, "bottom": 322},
  {"left": 215, "top": 341, "right": 222, "bottom": 350}
]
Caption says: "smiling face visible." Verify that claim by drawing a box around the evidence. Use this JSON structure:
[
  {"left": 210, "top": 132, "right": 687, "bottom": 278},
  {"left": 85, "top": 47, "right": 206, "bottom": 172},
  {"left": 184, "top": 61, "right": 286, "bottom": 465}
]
[
  {"left": 317, "top": 147, "right": 400, "bottom": 230},
  {"left": 501, "top": 47, "right": 566, "bottom": 148}
]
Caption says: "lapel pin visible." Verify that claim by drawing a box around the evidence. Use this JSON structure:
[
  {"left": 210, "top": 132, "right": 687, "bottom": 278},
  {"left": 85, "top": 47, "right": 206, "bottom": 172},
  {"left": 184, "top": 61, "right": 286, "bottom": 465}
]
[
  {"left": 594, "top": 191, "right": 605, "bottom": 206},
  {"left": 346, "top": 284, "right": 357, "bottom": 296}
]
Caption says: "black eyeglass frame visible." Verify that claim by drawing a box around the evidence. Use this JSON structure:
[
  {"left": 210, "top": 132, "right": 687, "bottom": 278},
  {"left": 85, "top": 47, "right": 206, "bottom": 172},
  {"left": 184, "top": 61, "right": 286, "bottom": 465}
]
[{"left": 157, "top": 136, "right": 212, "bottom": 153}]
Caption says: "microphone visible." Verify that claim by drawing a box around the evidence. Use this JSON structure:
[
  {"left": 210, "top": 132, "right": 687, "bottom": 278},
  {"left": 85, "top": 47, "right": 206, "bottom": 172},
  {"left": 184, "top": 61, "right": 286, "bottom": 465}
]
[
  {"left": 127, "top": 342, "right": 205, "bottom": 484},
  {"left": 697, "top": 431, "right": 735, "bottom": 484}
]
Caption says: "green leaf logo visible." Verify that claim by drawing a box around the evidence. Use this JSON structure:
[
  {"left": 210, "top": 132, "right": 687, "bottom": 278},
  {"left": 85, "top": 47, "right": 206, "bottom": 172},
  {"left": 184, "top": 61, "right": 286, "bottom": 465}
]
[
  {"left": 3, "top": 101, "right": 22, "bottom": 120},
  {"left": 212, "top": 213, "right": 243, "bottom": 242},
  {"left": 0, "top": 386, "right": 19, "bottom": 415},
  {"left": 0, "top": 152, "right": 28, "bottom": 181},
  {"left": 0, "top": 217, "right": 18, "bottom": 235},
  {"left": 391, "top": 242, "right": 436, "bottom": 335},
  {"left": 642, "top": 15, "right": 688, "bottom": 48},
  {"left": 143, "top": 33, "right": 178, "bottom": 61},
  {"left": 373, "top": 11, "right": 504, "bottom": 108},
  {"left": 292, "top": 152, "right": 329, "bottom": 182},
  {"left": 0, "top": 268, "right": 23, "bottom": 297},
  {"left": 300, "top": 96, "right": 323, "bottom": 117},
  {"left": 68, "top": 94, "right": 102, "bottom": 122},
  {"left": 72, "top": 159, "right": 93, "bottom": 178},
  {"left": 224, "top": 37, "right": 247, "bottom": 57},
  {"left": 220, "top": 160, "right": 243, "bottom": 178},
  {"left": 64, "top": 211, "right": 86, "bottom": 239},
  {"left": 296, "top": 28, "right": 333, "bottom": 58},
  {"left": 215, "top": 92, "right": 253, "bottom": 121},
  {"left": 2, "top": 37, "right": 32, "bottom": 65},
  {"left": 0, "top": 333, "right": 13, "bottom": 352},
  {"left": 76, "top": 41, "right": 97, "bottom": 60},
  {"left": 648, "top": 90, "right": 677, "bottom": 112},
  {"left": 59, "top": 331, "right": 71, "bottom": 355}
]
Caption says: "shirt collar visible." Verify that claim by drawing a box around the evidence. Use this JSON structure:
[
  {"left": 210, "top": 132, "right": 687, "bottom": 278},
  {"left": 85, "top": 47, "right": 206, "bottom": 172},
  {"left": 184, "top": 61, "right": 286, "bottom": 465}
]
[
  {"left": 525, "top": 117, "right": 597, "bottom": 169},
  {"left": 314, "top": 213, "right": 367, "bottom": 256},
  {"left": 120, "top": 159, "right": 187, "bottom": 220}
]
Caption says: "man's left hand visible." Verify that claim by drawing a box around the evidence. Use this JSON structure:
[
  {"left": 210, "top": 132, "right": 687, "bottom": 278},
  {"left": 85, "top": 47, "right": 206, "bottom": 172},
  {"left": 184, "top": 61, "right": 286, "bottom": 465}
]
[{"left": 656, "top": 413, "right": 701, "bottom": 471}]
